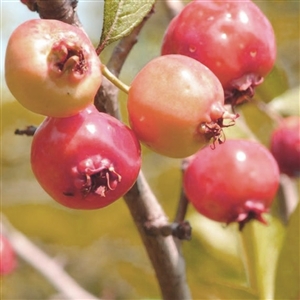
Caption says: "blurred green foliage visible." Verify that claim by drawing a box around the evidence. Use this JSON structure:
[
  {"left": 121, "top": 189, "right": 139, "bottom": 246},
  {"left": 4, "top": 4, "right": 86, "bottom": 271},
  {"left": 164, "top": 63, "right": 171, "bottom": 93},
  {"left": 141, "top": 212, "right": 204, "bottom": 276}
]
[{"left": 1, "top": 1, "right": 299, "bottom": 299}]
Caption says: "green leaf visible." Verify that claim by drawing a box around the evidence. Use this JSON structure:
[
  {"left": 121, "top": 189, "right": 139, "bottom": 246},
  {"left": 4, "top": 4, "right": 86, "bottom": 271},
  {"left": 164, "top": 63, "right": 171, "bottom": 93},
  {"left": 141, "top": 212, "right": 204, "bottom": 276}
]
[
  {"left": 275, "top": 203, "right": 300, "bottom": 300},
  {"left": 239, "top": 215, "right": 286, "bottom": 299},
  {"left": 268, "top": 85, "right": 300, "bottom": 117},
  {"left": 185, "top": 214, "right": 251, "bottom": 296},
  {"left": 192, "top": 281, "right": 257, "bottom": 300},
  {"left": 99, "top": 0, "right": 155, "bottom": 52},
  {"left": 256, "top": 65, "right": 290, "bottom": 102}
]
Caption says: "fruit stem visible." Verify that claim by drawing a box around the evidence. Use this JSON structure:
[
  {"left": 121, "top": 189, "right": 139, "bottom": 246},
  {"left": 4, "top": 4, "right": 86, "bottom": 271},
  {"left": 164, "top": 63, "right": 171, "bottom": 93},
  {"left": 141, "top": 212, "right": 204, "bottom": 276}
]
[{"left": 101, "top": 64, "right": 130, "bottom": 94}]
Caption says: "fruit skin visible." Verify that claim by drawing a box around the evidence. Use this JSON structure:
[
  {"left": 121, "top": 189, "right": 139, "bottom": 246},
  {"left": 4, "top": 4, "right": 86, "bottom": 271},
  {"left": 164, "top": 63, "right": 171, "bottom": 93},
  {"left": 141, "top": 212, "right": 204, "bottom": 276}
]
[
  {"left": 161, "top": 0, "right": 276, "bottom": 106},
  {"left": 127, "top": 54, "right": 237, "bottom": 158},
  {"left": 5, "top": 19, "right": 102, "bottom": 117},
  {"left": 270, "top": 116, "right": 300, "bottom": 177},
  {"left": 183, "top": 140, "right": 280, "bottom": 229},
  {"left": 0, "top": 235, "right": 17, "bottom": 276},
  {"left": 31, "top": 105, "right": 141, "bottom": 209}
]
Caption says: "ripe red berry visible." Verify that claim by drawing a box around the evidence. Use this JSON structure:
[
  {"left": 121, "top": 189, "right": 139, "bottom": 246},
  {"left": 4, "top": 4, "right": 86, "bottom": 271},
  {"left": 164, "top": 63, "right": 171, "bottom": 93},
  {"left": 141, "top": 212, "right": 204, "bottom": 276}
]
[
  {"left": 127, "top": 54, "right": 237, "bottom": 158},
  {"left": 183, "top": 140, "right": 280, "bottom": 229},
  {"left": 270, "top": 116, "right": 300, "bottom": 177},
  {"left": 0, "top": 235, "right": 17, "bottom": 276},
  {"left": 161, "top": 0, "right": 276, "bottom": 107},
  {"left": 31, "top": 105, "right": 141, "bottom": 209}
]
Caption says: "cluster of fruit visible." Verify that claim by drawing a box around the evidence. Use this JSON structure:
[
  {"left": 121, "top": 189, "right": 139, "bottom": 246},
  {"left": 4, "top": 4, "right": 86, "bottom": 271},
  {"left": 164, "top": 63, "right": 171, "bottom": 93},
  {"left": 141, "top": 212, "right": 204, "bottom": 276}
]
[
  {"left": 159, "top": 0, "right": 299, "bottom": 227},
  {"left": 5, "top": 19, "right": 141, "bottom": 210},
  {"left": 4, "top": 0, "right": 299, "bottom": 230}
]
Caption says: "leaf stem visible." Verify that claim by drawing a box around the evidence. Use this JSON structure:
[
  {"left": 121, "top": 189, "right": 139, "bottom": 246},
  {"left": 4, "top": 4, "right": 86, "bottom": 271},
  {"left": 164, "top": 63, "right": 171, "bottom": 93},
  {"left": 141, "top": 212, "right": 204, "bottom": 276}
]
[{"left": 101, "top": 64, "right": 130, "bottom": 94}]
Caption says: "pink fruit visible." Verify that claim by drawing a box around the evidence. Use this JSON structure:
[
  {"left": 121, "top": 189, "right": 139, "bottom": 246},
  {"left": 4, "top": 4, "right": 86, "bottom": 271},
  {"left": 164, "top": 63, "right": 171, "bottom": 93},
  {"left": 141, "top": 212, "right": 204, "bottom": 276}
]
[
  {"left": 270, "top": 116, "right": 300, "bottom": 177},
  {"left": 31, "top": 105, "right": 141, "bottom": 209},
  {"left": 127, "top": 54, "right": 237, "bottom": 158},
  {"left": 183, "top": 139, "right": 280, "bottom": 229},
  {"left": 5, "top": 19, "right": 102, "bottom": 117},
  {"left": 161, "top": 0, "right": 276, "bottom": 106}
]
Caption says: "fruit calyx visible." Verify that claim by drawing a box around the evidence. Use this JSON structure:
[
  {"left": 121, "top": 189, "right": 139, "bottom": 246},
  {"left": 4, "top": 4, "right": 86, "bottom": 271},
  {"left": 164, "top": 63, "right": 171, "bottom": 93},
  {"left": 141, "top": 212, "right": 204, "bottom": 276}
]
[
  {"left": 69, "top": 156, "right": 122, "bottom": 198},
  {"left": 199, "top": 110, "right": 239, "bottom": 148},
  {"left": 225, "top": 74, "right": 264, "bottom": 108},
  {"left": 49, "top": 41, "right": 87, "bottom": 81},
  {"left": 230, "top": 200, "right": 268, "bottom": 231}
]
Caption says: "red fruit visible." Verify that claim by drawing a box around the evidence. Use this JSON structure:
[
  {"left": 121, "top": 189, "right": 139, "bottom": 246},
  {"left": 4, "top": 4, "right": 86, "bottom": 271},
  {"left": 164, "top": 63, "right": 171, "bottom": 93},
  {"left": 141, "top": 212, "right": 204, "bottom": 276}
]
[
  {"left": 127, "top": 54, "right": 237, "bottom": 158},
  {"left": 270, "top": 116, "right": 300, "bottom": 177},
  {"left": 31, "top": 105, "right": 141, "bottom": 209},
  {"left": 0, "top": 235, "right": 17, "bottom": 275},
  {"left": 183, "top": 140, "right": 280, "bottom": 229},
  {"left": 5, "top": 19, "right": 102, "bottom": 117},
  {"left": 161, "top": 0, "right": 276, "bottom": 106}
]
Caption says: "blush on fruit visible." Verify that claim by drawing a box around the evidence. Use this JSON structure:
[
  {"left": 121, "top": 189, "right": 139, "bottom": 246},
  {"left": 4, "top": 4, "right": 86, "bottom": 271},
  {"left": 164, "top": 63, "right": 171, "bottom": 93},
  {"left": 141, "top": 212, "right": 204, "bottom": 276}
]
[
  {"left": 5, "top": 19, "right": 102, "bottom": 117},
  {"left": 127, "top": 54, "right": 238, "bottom": 158}
]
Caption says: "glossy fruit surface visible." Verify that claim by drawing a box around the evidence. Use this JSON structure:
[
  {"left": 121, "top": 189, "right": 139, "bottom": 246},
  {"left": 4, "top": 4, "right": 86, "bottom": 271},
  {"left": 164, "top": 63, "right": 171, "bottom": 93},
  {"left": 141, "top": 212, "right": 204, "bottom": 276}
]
[
  {"left": 270, "top": 116, "right": 300, "bottom": 177},
  {"left": 183, "top": 139, "right": 280, "bottom": 229},
  {"left": 127, "top": 54, "right": 237, "bottom": 158},
  {"left": 0, "top": 235, "right": 17, "bottom": 276},
  {"left": 161, "top": 0, "right": 276, "bottom": 106},
  {"left": 5, "top": 19, "right": 102, "bottom": 117},
  {"left": 31, "top": 105, "right": 141, "bottom": 209}
]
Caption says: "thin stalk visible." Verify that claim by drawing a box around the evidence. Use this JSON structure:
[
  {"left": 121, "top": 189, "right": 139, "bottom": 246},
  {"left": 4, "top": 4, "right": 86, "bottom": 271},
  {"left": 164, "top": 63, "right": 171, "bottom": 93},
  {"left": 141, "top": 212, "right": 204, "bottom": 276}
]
[{"left": 101, "top": 64, "right": 130, "bottom": 94}]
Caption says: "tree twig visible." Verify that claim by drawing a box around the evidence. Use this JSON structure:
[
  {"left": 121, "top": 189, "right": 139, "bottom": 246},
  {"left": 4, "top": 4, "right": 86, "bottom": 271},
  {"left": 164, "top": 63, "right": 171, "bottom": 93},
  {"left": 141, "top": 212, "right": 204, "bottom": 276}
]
[
  {"left": 14, "top": 126, "right": 37, "bottom": 136},
  {"left": 124, "top": 172, "right": 191, "bottom": 300},
  {"left": 31, "top": 0, "right": 81, "bottom": 26},
  {"left": 1, "top": 216, "right": 99, "bottom": 300},
  {"left": 174, "top": 156, "right": 193, "bottom": 224}
]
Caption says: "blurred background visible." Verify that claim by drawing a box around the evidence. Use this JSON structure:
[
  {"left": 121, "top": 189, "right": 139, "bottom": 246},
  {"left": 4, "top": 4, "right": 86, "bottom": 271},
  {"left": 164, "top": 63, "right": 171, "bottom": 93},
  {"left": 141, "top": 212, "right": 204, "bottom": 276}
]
[{"left": 1, "top": 1, "right": 299, "bottom": 299}]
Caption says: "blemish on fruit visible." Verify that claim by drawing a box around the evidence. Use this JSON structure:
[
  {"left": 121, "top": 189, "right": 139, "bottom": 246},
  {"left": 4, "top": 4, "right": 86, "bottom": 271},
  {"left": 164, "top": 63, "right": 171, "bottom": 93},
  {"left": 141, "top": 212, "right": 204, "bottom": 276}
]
[
  {"left": 63, "top": 192, "right": 74, "bottom": 197},
  {"left": 189, "top": 45, "right": 196, "bottom": 53}
]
